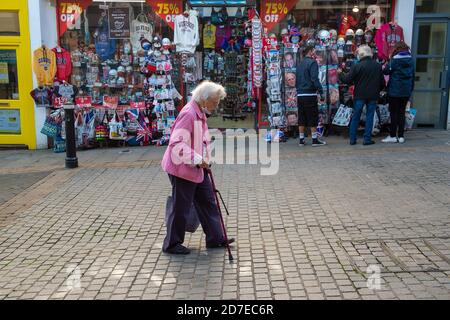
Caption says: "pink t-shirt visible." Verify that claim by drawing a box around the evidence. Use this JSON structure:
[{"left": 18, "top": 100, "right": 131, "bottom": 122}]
[{"left": 215, "top": 25, "right": 232, "bottom": 50}]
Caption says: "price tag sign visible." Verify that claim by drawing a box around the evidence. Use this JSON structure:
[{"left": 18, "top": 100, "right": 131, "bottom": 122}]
[
  {"left": 53, "top": 96, "right": 69, "bottom": 108},
  {"left": 261, "top": 0, "right": 297, "bottom": 31},
  {"left": 147, "top": 0, "right": 183, "bottom": 30},
  {"left": 103, "top": 96, "right": 119, "bottom": 109},
  {"left": 75, "top": 96, "right": 92, "bottom": 108},
  {"left": 130, "top": 101, "right": 146, "bottom": 110}
]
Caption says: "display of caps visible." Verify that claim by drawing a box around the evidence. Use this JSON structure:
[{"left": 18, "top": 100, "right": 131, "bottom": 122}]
[
  {"left": 318, "top": 29, "right": 331, "bottom": 41},
  {"left": 337, "top": 37, "right": 346, "bottom": 46},
  {"left": 329, "top": 29, "right": 338, "bottom": 40},
  {"left": 281, "top": 28, "right": 289, "bottom": 35},
  {"left": 345, "top": 29, "right": 355, "bottom": 37},
  {"left": 289, "top": 26, "right": 300, "bottom": 35},
  {"left": 152, "top": 36, "right": 162, "bottom": 48},
  {"left": 162, "top": 38, "right": 171, "bottom": 49},
  {"left": 306, "top": 39, "right": 316, "bottom": 47},
  {"left": 355, "top": 29, "right": 364, "bottom": 36},
  {"left": 108, "top": 69, "right": 118, "bottom": 78},
  {"left": 141, "top": 38, "right": 152, "bottom": 51}
]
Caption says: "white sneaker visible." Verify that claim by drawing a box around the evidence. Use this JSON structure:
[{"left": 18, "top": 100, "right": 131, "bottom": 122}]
[
  {"left": 382, "top": 136, "right": 398, "bottom": 143},
  {"left": 398, "top": 137, "right": 405, "bottom": 144}
]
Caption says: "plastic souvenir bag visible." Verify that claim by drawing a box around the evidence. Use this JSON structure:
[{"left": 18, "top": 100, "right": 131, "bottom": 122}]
[
  {"left": 332, "top": 105, "right": 353, "bottom": 127},
  {"left": 405, "top": 108, "right": 417, "bottom": 130}
]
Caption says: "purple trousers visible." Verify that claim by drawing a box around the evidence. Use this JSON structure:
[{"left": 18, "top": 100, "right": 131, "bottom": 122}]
[{"left": 163, "top": 169, "right": 225, "bottom": 251}]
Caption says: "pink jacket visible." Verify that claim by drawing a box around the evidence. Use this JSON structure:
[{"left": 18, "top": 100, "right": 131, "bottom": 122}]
[{"left": 161, "top": 100, "right": 211, "bottom": 183}]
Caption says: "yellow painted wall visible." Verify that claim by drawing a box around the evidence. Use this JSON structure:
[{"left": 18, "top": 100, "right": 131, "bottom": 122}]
[{"left": 0, "top": 0, "right": 36, "bottom": 149}]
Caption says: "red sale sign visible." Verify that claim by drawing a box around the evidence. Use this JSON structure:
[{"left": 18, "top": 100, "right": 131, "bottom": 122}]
[
  {"left": 103, "top": 96, "right": 119, "bottom": 109},
  {"left": 147, "top": 0, "right": 183, "bottom": 30},
  {"left": 260, "top": 0, "right": 298, "bottom": 32},
  {"left": 57, "top": 0, "right": 93, "bottom": 37},
  {"left": 75, "top": 96, "right": 92, "bottom": 108},
  {"left": 130, "top": 102, "right": 146, "bottom": 110}
]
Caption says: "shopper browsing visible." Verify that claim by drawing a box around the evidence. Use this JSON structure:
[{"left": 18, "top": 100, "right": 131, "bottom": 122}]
[
  {"left": 296, "top": 45, "right": 327, "bottom": 147},
  {"left": 382, "top": 41, "right": 414, "bottom": 144},
  {"left": 338, "top": 45, "right": 385, "bottom": 145},
  {"left": 161, "top": 81, "right": 235, "bottom": 255}
]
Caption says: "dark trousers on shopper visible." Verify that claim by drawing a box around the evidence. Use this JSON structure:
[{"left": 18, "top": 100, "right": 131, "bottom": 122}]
[
  {"left": 350, "top": 99, "right": 377, "bottom": 143},
  {"left": 163, "top": 170, "right": 224, "bottom": 251},
  {"left": 389, "top": 96, "right": 409, "bottom": 138}
]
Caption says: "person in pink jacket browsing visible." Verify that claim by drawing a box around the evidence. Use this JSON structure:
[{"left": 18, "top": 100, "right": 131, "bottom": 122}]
[{"left": 161, "top": 81, "right": 235, "bottom": 254}]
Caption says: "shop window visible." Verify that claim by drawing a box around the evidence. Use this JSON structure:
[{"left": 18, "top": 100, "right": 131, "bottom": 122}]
[
  {"left": 0, "top": 50, "right": 19, "bottom": 100},
  {"left": 0, "top": 11, "right": 20, "bottom": 36},
  {"left": 271, "top": 0, "right": 392, "bottom": 36},
  {"left": 57, "top": 1, "right": 179, "bottom": 108}
]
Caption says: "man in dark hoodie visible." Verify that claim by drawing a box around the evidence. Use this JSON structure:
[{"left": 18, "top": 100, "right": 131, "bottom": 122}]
[
  {"left": 382, "top": 41, "right": 415, "bottom": 144},
  {"left": 296, "top": 45, "right": 326, "bottom": 147},
  {"left": 339, "top": 45, "right": 385, "bottom": 145}
]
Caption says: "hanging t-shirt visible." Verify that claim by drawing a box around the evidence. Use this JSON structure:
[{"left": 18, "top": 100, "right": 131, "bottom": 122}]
[
  {"left": 52, "top": 47, "right": 72, "bottom": 82},
  {"left": 375, "top": 23, "right": 405, "bottom": 60},
  {"left": 95, "top": 26, "right": 117, "bottom": 61},
  {"left": 338, "top": 14, "right": 357, "bottom": 36},
  {"left": 215, "top": 25, "right": 232, "bottom": 50},
  {"left": 30, "top": 87, "right": 53, "bottom": 108},
  {"left": 32, "top": 46, "right": 57, "bottom": 87},
  {"left": 203, "top": 24, "right": 216, "bottom": 49},
  {"left": 174, "top": 10, "right": 200, "bottom": 54},
  {"left": 130, "top": 14, "right": 153, "bottom": 51},
  {"left": 56, "top": 84, "right": 78, "bottom": 104}
]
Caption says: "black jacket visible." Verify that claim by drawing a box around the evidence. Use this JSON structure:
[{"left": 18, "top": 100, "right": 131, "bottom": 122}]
[
  {"left": 383, "top": 51, "right": 415, "bottom": 98},
  {"left": 296, "top": 57, "right": 323, "bottom": 95},
  {"left": 339, "top": 57, "right": 385, "bottom": 101}
]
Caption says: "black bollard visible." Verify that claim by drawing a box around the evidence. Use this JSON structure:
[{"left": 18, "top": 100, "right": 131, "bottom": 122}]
[{"left": 63, "top": 105, "right": 78, "bottom": 169}]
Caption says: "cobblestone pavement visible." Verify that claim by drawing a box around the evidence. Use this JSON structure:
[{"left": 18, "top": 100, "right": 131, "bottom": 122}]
[
  {"left": 0, "top": 130, "right": 449, "bottom": 300},
  {"left": 0, "top": 172, "right": 51, "bottom": 205}
]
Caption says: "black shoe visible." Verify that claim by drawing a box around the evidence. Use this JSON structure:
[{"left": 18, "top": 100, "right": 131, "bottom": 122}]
[
  {"left": 206, "top": 238, "right": 235, "bottom": 248},
  {"left": 350, "top": 140, "right": 357, "bottom": 145},
  {"left": 163, "top": 244, "right": 190, "bottom": 255},
  {"left": 312, "top": 139, "right": 327, "bottom": 147},
  {"left": 363, "top": 140, "right": 375, "bottom": 146},
  {"left": 299, "top": 138, "right": 305, "bottom": 146}
]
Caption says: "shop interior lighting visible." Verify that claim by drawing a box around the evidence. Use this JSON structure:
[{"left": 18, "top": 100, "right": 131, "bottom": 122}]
[{"left": 352, "top": 5, "right": 359, "bottom": 12}]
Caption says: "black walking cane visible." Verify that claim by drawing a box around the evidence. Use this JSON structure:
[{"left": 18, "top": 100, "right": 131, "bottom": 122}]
[{"left": 207, "top": 168, "right": 234, "bottom": 261}]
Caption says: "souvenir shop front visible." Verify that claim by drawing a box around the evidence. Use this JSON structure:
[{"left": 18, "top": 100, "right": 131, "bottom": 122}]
[
  {"left": 34, "top": 0, "right": 187, "bottom": 151},
  {"left": 34, "top": 0, "right": 407, "bottom": 152}
]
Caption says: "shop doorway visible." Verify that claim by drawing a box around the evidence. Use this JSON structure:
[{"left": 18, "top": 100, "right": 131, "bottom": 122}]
[
  {"left": 412, "top": 19, "right": 450, "bottom": 129},
  {"left": 0, "top": 2, "right": 35, "bottom": 148}
]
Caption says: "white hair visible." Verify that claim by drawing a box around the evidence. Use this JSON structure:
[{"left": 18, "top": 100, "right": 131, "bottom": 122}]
[
  {"left": 357, "top": 45, "right": 373, "bottom": 59},
  {"left": 191, "top": 80, "right": 227, "bottom": 103}
]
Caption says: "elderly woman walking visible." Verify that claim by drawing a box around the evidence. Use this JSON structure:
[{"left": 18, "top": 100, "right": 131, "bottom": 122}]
[
  {"left": 161, "top": 81, "right": 235, "bottom": 254},
  {"left": 339, "top": 45, "right": 385, "bottom": 145}
]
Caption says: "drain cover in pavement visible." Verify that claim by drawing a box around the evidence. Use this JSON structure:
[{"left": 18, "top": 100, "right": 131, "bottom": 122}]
[{"left": 337, "top": 237, "right": 450, "bottom": 274}]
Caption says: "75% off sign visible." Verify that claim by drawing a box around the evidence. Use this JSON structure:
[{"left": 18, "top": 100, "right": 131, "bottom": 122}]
[
  {"left": 261, "top": 0, "right": 297, "bottom": 31},
  {"left": 150, "top": 1, "right": 182, "bottom": 29}
]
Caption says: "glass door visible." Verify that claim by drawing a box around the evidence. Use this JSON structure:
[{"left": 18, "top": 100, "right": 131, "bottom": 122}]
[{"left": 412, "top": 20, "right": 450, "bottom": 129}]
